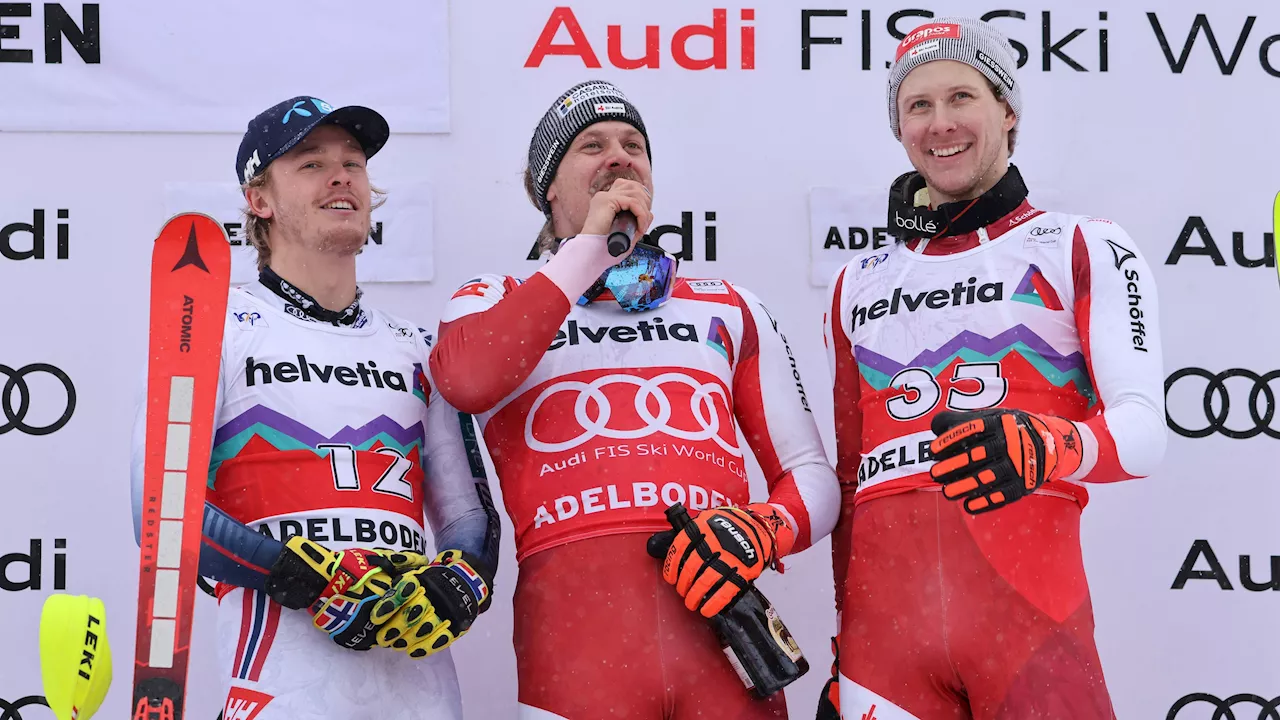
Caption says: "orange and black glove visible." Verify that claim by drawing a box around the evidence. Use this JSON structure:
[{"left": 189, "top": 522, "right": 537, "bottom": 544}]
[
  {"left": 928, "top": 409, "right": 1084, "bottom": 514},
  {"left": 648, "top": 503, "right": 795, "bottom": 618}
]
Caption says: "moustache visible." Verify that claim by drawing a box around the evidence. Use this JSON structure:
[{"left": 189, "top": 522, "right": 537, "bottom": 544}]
[{"left": 590, "top": 169, "right": 644, "bottom": 194}]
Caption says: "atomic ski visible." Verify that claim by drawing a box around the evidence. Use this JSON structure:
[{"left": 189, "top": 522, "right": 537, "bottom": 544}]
[{"left": 132, "top": 213, "right": 231, "bottom": 720}]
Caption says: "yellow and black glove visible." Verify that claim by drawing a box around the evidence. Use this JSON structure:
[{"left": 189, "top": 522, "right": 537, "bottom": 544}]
[
  {"left": 648, "top": 503, "right": 795, "bottom": 618},
  {"left": 370, "top": 549, "right": 493, "bottom": 659},
  {"left": 929, "top": 409, "right": 1084, "bottom": 514},
  {"left": 264, "top": 536, "right": 430, "bottom": 650}
]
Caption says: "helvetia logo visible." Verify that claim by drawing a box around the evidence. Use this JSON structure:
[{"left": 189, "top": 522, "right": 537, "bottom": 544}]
[
  {"left": 851, "top": 278, "right": 1004, "bottom": 330},
  {"left": 548, "top": 318, "right": 698, "bottom": 351},
  {"left": 244, "top": 356, "right": 409, "bottom": 391}
]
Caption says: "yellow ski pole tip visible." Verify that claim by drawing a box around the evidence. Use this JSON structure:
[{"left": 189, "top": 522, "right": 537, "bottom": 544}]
[
  {"left": 1272, "top": 191, "right": 1280, "bottom": 290},
  {"left": 39, "top": 594, "right": 112, "bottom": 720}
]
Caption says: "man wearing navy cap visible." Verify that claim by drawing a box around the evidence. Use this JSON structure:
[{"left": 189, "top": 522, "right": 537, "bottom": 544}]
[{"left": 130, "top": 96, "right": 501, "bottom": 719}]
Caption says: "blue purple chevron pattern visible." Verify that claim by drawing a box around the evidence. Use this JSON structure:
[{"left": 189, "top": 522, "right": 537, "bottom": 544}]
[
  {"left": 208, "top": 404, "right": 425, "bottom": 484},
  {"left": 855, "top": 325, "right": 1095, "bottom": 404}
]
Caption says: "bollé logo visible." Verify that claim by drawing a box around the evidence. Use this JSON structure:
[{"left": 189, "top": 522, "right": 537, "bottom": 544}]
[
  {"left": 0, "top": 539, "right": 67, "bottom": 591},
  {"left": 0, "top": 3, "right": 98, "bottom": 63},
  {"left": 1172, "top": 539, "right": 1278, "bottom": 592},
  {"left": 1, "top": 209, "right": 70, "bottom": 260},
  {"left": 525, "top": 7, "right": 755, "bottom": 70},
  {"left": 1165, "top": 216, "right": 1275, "bottom": 268},
  {"left": 894, "top": 214, "right": 938, "bottom": 234}
]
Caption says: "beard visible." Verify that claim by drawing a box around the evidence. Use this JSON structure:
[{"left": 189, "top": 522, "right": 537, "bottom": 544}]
[
  {"left": 315, "top": 218, "right": 370, "bottom": 255},
  {"left": 275, "top": 202, "right": 371, "bottom": 256}
]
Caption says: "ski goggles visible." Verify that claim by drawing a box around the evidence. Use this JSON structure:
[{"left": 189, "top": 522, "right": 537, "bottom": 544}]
[{"left": 577, "top": 241, "right": 679, "bottom": 312}]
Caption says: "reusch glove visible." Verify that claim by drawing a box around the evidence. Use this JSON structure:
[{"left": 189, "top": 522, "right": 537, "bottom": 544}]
[
  {"left": 264, "top": 536, "right": 430, "bottom": 650},
  {"left": 929, "top": 409, "right": 1084, "bottom": 515},
  {"left": 370, "top": 549, "right": 493, "bottom": 659},
  {"left": 649, "top": 503, "right": 795, "bottom": 618}
]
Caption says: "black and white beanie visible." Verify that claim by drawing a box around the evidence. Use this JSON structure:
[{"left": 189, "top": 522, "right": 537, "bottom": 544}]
[
  {"left": 528, "top": 80, "right": 651, "bottom": 216},
  {"left": 886, "top": 17, "right": 1023, "bottom": 140}
]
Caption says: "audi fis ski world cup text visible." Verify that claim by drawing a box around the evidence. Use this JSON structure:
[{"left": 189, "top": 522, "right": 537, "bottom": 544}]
[{"left": 526, "top": 371, "right": 747, "bottom": 530}]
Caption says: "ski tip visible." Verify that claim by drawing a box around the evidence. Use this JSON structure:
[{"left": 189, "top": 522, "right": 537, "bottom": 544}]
[{"left": 155, "top": 211, "right": 229, "bottom": 244}]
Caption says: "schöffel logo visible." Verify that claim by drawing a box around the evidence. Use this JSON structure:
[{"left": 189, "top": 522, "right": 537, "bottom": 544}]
[
  {"left": 548, "top": 318, "right": 698, "bottom": 351},
  {"left": 244, "top": 356, "right": 409, "bottom": 391},
  {"left": 851, "top": 279, "right": 1004, "bottom": 330},
  {"left": 1104, "top": 238, "right": 1151, "bottom": 353}
]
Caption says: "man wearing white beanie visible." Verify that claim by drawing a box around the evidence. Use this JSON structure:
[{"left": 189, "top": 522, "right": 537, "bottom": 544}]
[{"left": 819, "top": 16, "right": 1168, "bottom": 720}]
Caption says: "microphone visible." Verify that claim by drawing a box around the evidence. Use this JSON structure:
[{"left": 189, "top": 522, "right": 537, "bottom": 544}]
[{"left": 607, "top": 211, "right": 638, "bottom": 257}]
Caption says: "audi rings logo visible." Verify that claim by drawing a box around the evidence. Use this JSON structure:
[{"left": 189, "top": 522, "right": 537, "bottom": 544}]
[
  {"left": 1167, "top": 692, "right": 1280, "bottom": 719},
  {"left": 525, "top": 372, "right": 742, "bottom": 456},
  {"left": 1, "top": 364, "right": 76, "bottom": 436},
  {"left": 1165, "top": 368, "right": 1279, "bottom": 440},
  {"left": 0, "top": 696, "right": 48, "bottom": 720}
]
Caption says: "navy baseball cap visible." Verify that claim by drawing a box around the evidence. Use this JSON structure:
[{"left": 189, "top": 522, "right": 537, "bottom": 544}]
[{"left": 235, "top": 96, "right": 390, "bottom": 185}]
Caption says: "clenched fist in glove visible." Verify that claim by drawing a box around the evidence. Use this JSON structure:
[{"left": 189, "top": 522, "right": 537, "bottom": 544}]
[
  {"left": 648, "top": 503, "right": 795, "bottom": 618},
  {"left": 370, "top": 549, "right": 493, "bottom": 659},
  {"left": 264, "top": 536, "right": 431, "bottom": 650},
  {"left": 929, "top": 409, "right": 1084, "bottom": 515}
]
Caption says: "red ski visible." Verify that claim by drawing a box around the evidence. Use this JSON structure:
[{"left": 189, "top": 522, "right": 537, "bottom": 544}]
[{"left": 133, "top": 213, "right": 231, "bottom": 720}]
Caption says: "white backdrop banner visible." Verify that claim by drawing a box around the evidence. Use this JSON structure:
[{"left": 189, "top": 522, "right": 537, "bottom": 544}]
[
  {"left": 0, "top": 0, "right": 451, "bottom": 133},
  {"left": 1, "top": 1, "right": 1278, "bottom": 719},
  {"left": 163, "top": 180, "right": 437, "bottom": 284}
]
